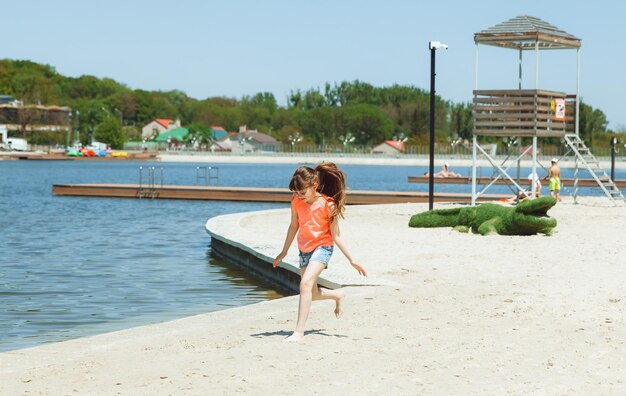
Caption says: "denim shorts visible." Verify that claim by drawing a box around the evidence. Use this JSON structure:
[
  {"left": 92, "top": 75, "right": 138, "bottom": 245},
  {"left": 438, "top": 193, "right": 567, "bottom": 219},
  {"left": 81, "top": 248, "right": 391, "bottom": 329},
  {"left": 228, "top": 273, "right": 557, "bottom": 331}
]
[{"left": 298, "top": 246, "right": 334, "bottom": 269}]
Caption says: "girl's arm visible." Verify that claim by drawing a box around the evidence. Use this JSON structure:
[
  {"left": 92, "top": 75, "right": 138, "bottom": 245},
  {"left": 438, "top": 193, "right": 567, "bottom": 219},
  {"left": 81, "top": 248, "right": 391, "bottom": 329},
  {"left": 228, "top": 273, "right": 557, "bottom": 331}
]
[
  {"left": 273, "top": 203, "right": 299, "bottom": 268},
  {"left": 331, "top": 218, "right": 367, "bottom": 277}
]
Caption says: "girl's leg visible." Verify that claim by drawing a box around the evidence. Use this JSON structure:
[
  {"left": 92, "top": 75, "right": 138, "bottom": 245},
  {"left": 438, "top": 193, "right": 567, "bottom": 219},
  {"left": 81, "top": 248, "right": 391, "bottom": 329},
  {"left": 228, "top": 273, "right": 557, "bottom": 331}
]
[
  {"left": 284, "top": 261, "right": 326, "bottom": 342},
  {"left": 295, "top": 269, "right": 345, "bottom": 307},
  {"left": 311, "top": 281, "right": 345, "bottom": 319}
]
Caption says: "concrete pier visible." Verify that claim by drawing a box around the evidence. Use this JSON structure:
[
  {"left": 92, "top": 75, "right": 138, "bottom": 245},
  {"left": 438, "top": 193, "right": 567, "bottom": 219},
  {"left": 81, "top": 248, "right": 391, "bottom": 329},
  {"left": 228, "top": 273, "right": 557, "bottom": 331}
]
[
  {"left": 52, "top": 184, "right": 508, "bottom": 204},
  {"left": 407, "top": 175, "right": 626, "bottom": 188}
]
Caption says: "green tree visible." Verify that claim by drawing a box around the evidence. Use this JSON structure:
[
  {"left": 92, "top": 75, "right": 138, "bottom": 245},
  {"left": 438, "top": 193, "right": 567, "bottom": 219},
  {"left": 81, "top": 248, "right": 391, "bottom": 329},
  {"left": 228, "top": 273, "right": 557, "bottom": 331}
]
[
  {"left": 249, "top": 92, "right": 277, "bottom": 114},
  {"left": 3, "top": 59, "right": 619, "bottom": 153},
  {"left": 448, "top": 102, "right": 473, "bottom": 140},
  {"left": 109, "top": 92, "right": 138, "bottom": 125},
  {"left": 343, "top": 104, "right": 394, "bottom": 144},
  {"left": 70, "top": 98, "right": 108, "bottom": 139},
  {"left": 241, "top": 100, "right": 272, "bottom": 130},
  {"left": 336, "top": 80, "right": 379, "bottom": 105},
  {"left": 95, "top": 117, "right": 125, "bottom": 149},
  {"left": 288, "top": 89, "right": 303, "bottom": 108},
  {"left": 297, "top": 107, "right": 337, "bottom": 144},
  {"left": 272, "top": 107, "right": 300, "bottom": 131},
  {"left": 578, "top": 101, "right": 608, "bottom": 148},
  {"left": 132, "top": 90, "right": 178, "bottom": 125},
  {"left": 186, "top": 122, "right": 213, "bottom": 150},
  {"left": 302, "top": 89, "right": 326, "bottom": 110},
  {"left": 324, "top": 82, "right": 338, "bottom": 106}
]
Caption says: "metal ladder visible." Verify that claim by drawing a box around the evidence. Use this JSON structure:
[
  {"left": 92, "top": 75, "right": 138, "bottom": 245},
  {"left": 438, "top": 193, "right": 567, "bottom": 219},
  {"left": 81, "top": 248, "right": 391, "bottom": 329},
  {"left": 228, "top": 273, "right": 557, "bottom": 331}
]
[
  {"left": 138, "top": 166, "right": 163, "bottom": 199},
  {"left": 196, "top": 166, "right": 220, "bottom": 186},
  {"left": 563, "top": 134, "right": 624, "bottom": 204}
]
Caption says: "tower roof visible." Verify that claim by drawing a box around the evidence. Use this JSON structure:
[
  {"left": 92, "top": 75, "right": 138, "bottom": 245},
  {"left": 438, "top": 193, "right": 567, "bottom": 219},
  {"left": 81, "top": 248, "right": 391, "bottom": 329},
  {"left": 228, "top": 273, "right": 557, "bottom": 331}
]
[{"left": 474, "top": 15, "right": 581, "bottom": 50}]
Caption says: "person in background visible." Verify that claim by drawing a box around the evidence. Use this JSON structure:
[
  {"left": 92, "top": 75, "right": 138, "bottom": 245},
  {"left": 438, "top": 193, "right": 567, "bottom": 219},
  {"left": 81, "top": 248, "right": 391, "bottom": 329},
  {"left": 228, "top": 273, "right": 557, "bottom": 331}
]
[
  {"left": 500, "top": 172, "right": 541, "bottom": 203},
  {"left": 423, "top": 162, "right": 463, "bottom": 178},
  {"left": 549, "top": 158, "right": 561, "bottom": 202}
]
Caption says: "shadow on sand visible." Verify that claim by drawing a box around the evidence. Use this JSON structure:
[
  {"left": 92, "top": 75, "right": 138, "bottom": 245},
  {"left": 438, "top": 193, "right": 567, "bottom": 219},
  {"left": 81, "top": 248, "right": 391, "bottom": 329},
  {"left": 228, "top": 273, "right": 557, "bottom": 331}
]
[{"left": 250, "top": 329, "right": 348, "bottom": 339}]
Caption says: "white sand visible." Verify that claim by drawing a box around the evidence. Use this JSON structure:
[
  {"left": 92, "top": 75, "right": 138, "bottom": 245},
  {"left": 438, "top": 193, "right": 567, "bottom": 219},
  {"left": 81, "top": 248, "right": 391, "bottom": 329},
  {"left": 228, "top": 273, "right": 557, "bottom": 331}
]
[{"left": 1, "top": 196, "right": 625, "bottom": 394}]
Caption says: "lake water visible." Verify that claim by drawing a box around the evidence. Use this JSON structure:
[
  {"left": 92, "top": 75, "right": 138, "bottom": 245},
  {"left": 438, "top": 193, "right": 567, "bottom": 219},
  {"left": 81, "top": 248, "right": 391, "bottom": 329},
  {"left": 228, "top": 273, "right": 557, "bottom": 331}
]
[{"left": 0, "top": 159, "right": 623, "bottom": 352}]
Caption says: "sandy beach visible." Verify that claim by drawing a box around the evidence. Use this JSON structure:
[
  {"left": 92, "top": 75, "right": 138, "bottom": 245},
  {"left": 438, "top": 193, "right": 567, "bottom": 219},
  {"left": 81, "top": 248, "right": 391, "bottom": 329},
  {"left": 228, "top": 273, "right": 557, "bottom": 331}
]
[
  {"left": 1, "top": 196, "right": 625, "bottom": 394},
  {"left": 2, "top": 150, "right": 625, "bottom": 170},
  {"left": 158, "top": 152, "right": 626, "bottom": 170}
]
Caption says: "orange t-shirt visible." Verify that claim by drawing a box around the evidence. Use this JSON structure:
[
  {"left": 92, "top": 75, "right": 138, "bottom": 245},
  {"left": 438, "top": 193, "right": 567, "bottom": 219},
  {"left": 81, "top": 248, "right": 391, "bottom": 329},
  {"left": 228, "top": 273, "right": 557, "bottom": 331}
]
[{"left": 292, "top": 194, "right": 334, "bottom": 253}]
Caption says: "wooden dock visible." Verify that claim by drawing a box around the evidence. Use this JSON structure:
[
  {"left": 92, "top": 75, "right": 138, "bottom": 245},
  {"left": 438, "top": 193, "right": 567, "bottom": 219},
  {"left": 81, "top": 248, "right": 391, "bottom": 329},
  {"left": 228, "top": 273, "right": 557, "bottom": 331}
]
[
  {"left": 52, "top": 184, "right": 508, "bottom": 204},
  {"left": 6, "top": 153, "right": 158, "bottom": 161},
  {"left": 407, "top": 176, "right": 626, "bottom": 188}
]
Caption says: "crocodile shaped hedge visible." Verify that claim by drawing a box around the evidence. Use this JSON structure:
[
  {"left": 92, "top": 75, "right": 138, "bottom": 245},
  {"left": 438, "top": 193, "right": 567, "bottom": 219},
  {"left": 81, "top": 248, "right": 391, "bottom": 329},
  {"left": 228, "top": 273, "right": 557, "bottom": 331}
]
[{"left": 408, "top": 196, "right": 557, "bottom": 236}]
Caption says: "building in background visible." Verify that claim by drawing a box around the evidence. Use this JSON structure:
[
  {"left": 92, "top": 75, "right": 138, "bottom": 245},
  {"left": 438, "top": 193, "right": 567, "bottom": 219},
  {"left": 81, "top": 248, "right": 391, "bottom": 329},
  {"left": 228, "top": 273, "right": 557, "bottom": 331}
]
[
  {"left": 230, "top": 125, "right": 280, "bottom": 154},
  {"left": 209, "top": 126, "right": 228, "bottom": 141},
  {"left": 371, "top": 140, "right": 405, "bottom": 155},
  {"left": 154, "top": 127, "right": 189, "bottom": 150},
  {"left": 141, "top": 118, "right": 181, "bottom": 140},
  {"left": 0, "top": 95, "right": 71, "bottom": 149}
]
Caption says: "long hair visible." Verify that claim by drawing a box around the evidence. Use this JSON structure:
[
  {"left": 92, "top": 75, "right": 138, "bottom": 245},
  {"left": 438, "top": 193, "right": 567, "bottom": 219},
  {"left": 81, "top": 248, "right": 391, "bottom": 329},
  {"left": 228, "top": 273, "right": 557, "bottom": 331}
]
[{"left": 288, "top": 162, "right": 346, "bottom": 223}]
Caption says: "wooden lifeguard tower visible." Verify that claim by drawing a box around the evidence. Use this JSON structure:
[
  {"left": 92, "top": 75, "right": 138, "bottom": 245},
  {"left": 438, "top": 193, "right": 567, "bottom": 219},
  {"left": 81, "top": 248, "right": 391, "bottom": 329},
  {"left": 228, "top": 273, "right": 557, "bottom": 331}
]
[{"left": 471, "top": 15, "right": 624, "bottom": 205}]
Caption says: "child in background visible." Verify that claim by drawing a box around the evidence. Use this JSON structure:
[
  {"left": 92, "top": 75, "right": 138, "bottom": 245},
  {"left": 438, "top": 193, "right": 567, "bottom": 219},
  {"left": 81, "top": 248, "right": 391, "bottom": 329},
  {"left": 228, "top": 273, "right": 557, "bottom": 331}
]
[
  {"left": 273, "top": 162, "right": 367, "bottom": 342},
  {"left": 549, "top": 158, "right": 562, "bottom": 202}
]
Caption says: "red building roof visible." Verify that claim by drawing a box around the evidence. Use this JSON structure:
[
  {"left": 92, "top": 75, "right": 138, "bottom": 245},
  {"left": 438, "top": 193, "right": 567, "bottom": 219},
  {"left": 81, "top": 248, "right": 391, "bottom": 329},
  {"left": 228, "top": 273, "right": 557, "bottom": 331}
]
[
  {"left": 155, "top": 118, "right": 174, "bottom": 128},
  {"left": 383, "top": 140, "right": 405, "bottom": 152}
]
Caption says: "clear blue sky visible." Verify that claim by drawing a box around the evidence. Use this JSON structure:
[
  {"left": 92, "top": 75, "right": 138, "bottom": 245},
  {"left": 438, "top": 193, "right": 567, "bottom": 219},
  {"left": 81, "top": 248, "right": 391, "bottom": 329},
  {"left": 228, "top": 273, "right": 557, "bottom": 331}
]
[{"left": 3, "top": 0, "right": 625, "bottom": 129}]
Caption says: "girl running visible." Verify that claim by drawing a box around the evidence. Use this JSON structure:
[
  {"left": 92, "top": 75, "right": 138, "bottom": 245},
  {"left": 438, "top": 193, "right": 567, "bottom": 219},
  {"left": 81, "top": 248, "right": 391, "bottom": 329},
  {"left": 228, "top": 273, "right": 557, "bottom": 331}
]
[{"left": 273, "top": 162, "right": 367, "bottom": 342}]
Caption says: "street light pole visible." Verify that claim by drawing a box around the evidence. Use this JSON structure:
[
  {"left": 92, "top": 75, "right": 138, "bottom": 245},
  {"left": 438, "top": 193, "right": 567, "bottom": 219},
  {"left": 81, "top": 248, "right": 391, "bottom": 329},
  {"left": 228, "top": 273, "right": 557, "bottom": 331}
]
[
  {"left": 428, "top": 41, "right": 448, "bottom": 211},
  {"left": 288, "top": 132, "right": 302, "bottom": 153},
  {"left": 611, "top": 137, "right": 617, "bottom": 181},
  {"left": 74, "top": 110, "right": 80, "bottom": 146}
]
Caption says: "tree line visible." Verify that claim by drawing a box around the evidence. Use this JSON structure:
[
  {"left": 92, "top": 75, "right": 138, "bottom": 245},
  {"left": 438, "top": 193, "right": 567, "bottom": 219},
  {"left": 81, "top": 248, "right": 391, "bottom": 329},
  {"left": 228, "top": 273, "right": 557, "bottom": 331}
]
[{"left": 0, "top": 59, "right": 619, "bottom": 149}]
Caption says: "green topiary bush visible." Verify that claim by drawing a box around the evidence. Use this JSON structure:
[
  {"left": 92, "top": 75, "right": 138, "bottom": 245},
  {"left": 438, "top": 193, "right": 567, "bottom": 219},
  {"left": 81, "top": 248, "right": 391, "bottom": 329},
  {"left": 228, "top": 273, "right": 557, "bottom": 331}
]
[{"left": 409, "top": 196, "right": 557, "bottom": 236}]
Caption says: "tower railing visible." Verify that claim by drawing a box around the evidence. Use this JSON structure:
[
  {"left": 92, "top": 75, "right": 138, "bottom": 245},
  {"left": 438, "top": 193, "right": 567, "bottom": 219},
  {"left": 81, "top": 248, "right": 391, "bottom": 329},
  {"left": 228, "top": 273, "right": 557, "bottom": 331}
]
[{"left": 473, "top": 89, "right": 574, "bottom": 137}]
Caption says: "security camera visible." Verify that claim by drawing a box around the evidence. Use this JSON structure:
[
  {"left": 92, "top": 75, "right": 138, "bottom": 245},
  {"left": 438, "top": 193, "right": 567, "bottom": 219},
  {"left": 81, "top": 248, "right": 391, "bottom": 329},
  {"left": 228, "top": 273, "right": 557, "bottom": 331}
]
[{"left": 429, "top": 41, "right": 449, "bottom": 50}]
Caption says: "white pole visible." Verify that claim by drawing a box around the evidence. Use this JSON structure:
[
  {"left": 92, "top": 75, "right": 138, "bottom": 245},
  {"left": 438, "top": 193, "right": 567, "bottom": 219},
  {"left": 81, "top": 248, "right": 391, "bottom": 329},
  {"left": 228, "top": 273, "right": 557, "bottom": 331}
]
[
  {"left": 535, "top": 41, "right": 539, "bottom": 89},
  {"left": 533, "top": 40, "right": 539, "bottom": 199},
  {"left": 472, "top": 42, "right": 479, "bottom": 206},
  {"left": 519, "top": 48, "right": 522, "bottom": 89},
  {"left": 576, "top": 48, "right": 581, "bottom": 137},
  {"left": 474, "top": 43, "right": 479, "bottom": 90},
  {"left": 472, "top": 135, "right": 477, "bottom": 206},
  {"left": 531, "top": 135, "right": 537, "bottom": 197}
]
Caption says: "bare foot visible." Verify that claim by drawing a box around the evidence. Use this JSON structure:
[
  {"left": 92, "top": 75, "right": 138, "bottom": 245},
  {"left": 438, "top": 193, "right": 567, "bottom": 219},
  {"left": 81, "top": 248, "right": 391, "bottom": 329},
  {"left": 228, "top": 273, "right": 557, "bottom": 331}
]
[
  {"left": 282, "top": 331, "right": 305, "bottom": 342},
  {"left": 335, "top": 291, "right": 346, "bottom": 319}
]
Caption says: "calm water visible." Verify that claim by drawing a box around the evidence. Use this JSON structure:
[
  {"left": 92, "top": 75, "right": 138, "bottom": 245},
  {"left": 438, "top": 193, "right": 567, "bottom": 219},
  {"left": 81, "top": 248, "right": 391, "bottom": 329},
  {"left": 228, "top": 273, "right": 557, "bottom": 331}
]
[{"left": 0, "top": 160, "right": 623, "bottom": 352}]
